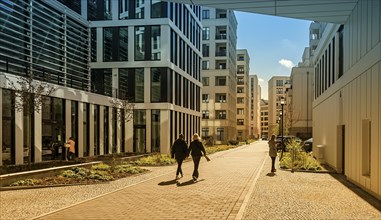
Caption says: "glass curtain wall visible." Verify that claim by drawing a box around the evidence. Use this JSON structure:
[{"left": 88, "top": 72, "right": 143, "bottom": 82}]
[
  {"left": 151, "top": 110, "right": 160, "bottom": 152},
  {"left": 83, "top": 103, "right": 89, "bottom": 156},
  {"left": 71, "top": 101, "right": 78, "bottom": 157},
  {"left": 133, "top": 110, "right": 146, "bottom": 153},
  {"left": 94, "top": 105, "right": 100, "bottom": 155},
  {"left": 2, "top": 90, "right": 15, "bottom": 165},
  {"left": 104, "top": 106, "right": 109, "bottom": 154}
]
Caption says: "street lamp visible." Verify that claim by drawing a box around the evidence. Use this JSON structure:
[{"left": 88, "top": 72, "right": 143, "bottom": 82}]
[{"left": 280, "top": 97, "right": 285, "bottom": 160}]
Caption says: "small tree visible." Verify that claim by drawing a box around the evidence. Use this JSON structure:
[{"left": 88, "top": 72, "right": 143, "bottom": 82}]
[
  {"left": 4, "top": 74, "right": 56, "bottom": 169},
  {"left": 109, "top": 96, "right": 135, "bottom": 153},
  {"left": 284, "top": 102, "right": 300, "bottom": 136}
]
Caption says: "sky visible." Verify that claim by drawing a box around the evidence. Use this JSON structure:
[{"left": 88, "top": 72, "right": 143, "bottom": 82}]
[{"left": 235, "top": 11, "right": 311, "bottom": 99}]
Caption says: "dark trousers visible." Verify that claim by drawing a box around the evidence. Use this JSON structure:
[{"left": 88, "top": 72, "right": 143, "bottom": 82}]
[
  {"left": 271, "top": 157, "right": 276, "bottom": 172},
  {"left": 192, "top": 156, "right": 201, "bottom": 179},
  {"left": 176, "top": 159, "right": 183, "bottom": 176}
]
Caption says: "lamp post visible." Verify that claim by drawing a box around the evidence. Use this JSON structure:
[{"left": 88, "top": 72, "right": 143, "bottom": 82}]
[{"left": 280, "top": 97, "right": 285, "bottom": 160}]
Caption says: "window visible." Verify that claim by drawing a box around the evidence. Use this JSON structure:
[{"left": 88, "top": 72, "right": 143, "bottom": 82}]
[
  {"left": 237, "top": 77, "right": 244, "bottom": 85},
  {"left": 202, "top": 44, "right": 209, "bottom": 57},
  {"left": 216, "top": 93, "right": 226, "bottom": 103},
  {"left": 276, "top": 80, "right": 283, "bottom": 87},
  {"left": 151, "top": 110, "right": 160, "bottom": 152},
  {"left": 202, "top": 27, "right": 210, "bottom": 40},
  {"left": 202, "top": 94, "right": 209, "bottom": 103},
  {"left": 202, "top": 128, "right": 209, "bottom": 138},
  {"left": 202, "top": 110, "right": 209, "bottom": 119},
  {"left": 119, "top": 0, "right": 145, "bottom": 20},
  {"left": 202, "top": 77, "right": 209, "bottom": 86},
  {"left": 217, "top": 128, "right": 224, "bottom": 141},
  {"left": 237, "top": 87, "right": 244, "bottom": 93},
  {"left": 88, "top": 0, "right": 112, "bottom": 20},
  {"left": 135, "top": 26, "right": 161, "bottom": 61},
  {"left": 135, "top": 68, "right": 145, "bottom": 103},
  {"left": 237, "top": 98, "right": 244, "bottom": 104},
  {"left": 237, "top": 119, "right": 244, "bottom": 125},
  {"left": 202, "top": 9, "right": 210, "bottom": 19},
  {"left": 151, "top": 67, "right": 171, "bottom": 103},
  {"left": 216, "top": 9, "right": 226, "bottom": 18},
  {"left": 202, "top": 61, "right": 209, "bottom": 70},
  {"left": 215, "top": 76, "right": 226, "bottom": 86},
  {"left": 276, "top": 88, "right": 283, "bottom": 94},
  {"left": 103, "top": 27, "right": 128, "bottom": 62},
  {"left": 91, "top": 69, "right": 112, "bottom": 96},
  {"left": 2, "top": 90, "right": 14, "bottom": 164},
  {"left": 151, "top": 0, "right": 167, "bottom": 18},
  {"left": 216, "top": 110, "right": 226, "bottom": 119},
  {"left": 237, "top": 55, "right": 244, "bottom": 61},
  {"left": 237, "top": 108, "right": 244, "bottom": 115}
]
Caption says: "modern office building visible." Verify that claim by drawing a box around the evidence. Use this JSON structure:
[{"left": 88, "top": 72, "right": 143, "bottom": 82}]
[
  {"left": 260, "top": 99, "right": 268, "bottom": 139},
  {"left": 0, "top": 0, "right": 202, "bottom": 165},
  {"left": 267, "top": 76, "right": 290, "bottom": 137},
  {"left": 249, "top": 75, "right": 261, "bottom": 139},
  {"left": 235, "top": 49, "right": 250, "bottom": 141},
  {"left": 200, "top": 7, "right": 237, "bottom": 144}
]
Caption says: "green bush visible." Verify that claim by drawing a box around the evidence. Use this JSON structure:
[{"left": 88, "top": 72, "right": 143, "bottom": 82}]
[
  {"left": 10, "top": 179, "right": 42, "bottom": 186},
  {"left": 88, "top": 170, "right": 113, "bottom": 181},
  {"left": 61, "top": 167, "right": 89, "bottom": 179},
  {"left": 279, "top": 140, "right": 322, "bottom": 171},
  {"left": 92, "top": 163, "right": 111, "bottom": 171},
  {"left": 131, "top": 154, "right": 176, "bottom": 166},
  {"left": 114, "top": 163, "right": 146, "bottom": 174}
]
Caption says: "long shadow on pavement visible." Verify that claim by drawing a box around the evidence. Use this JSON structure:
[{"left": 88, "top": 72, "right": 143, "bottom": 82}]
[
  {"left": 176, "top": 179, "right": 205, "bottom": 187},
  {"left": 329, "top": 173, "right": 381, "bottom": 212},
  {"left": 158, "top": 179, "right": 178, "bottom": 186}
]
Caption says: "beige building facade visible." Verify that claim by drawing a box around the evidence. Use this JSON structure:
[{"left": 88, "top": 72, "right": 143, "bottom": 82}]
[
  {"left": 311, "top": 0, "right": 381, "bottom": 199},
  {"left": 249, "top": 75, "right": 261, "bottom": 139},
  {"left": 260, "top": 99, "right": 269, "bottom": 139},
  {"left": 236, "top": 49, "right": 250, "bottom": 141},
  {"left": 201, "top": 7, "right": 237, "bottom": 144},
  {"left": 268, "top": 76, "right": 290, "bottom": 137}
]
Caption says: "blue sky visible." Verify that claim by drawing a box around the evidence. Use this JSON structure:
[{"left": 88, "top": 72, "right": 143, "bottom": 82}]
[{"left": 235, "top": 11, "right": 311, "bottom": 99}]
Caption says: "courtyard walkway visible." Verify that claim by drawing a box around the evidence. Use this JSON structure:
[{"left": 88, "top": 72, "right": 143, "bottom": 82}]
[{"left": 1, "top": 141, "right": 380, "bottom": 219}]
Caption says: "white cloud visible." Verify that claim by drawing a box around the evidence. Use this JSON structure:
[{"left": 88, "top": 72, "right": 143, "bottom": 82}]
[
  {"left": 258, "top": 78, "right": 264, "bottom": 82},
  {"left": 278, "top": 59, "right": 295, "bottom": 69}
]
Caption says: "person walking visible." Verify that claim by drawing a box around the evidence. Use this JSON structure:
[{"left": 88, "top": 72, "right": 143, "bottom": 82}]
[
  {"left": 171, "top": 134, "right": 188, "bottom": 180},
  {"left": 66, "top": 137, "right": 76, "bottom": 161},
  {"left": 188, "top": 133, "right": 207, "bottom": 182},
  {"left": 268, "top": 134, "right": 277, "bottom": 172}
]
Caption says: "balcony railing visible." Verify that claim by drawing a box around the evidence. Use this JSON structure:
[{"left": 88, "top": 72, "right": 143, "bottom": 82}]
[
  {"left": 215, "top": 51, "right": 227, "bottom": 56},
  {"left": 215, "top": 33, "right": 227, "bottom": 40}
]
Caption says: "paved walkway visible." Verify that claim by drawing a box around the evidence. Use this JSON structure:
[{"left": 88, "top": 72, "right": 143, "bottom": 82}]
[{"left": 1, "top": 141, "right": 380, "bottom": 220}]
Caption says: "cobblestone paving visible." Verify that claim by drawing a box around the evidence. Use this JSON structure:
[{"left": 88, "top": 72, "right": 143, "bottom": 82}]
[
  {"left": 2, "top": 141, "right": 380, "bottom": 220},
  {"left": 243, "top": 152, "right": 381, "bottom": 220},
  {"left": 34, "top": 143, "right": 267, "bottom": 220}
]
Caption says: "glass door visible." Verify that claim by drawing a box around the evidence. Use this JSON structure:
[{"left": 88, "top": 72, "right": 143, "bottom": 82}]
[{"left": 134, "top": 125, "right": 146, "bottom": 153}]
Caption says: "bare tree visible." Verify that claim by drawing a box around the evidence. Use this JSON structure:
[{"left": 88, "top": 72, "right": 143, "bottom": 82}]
[
  {"left": 284, "top": 102, "right": 300, "bottom": 136},
  {"left": 109, "top": 96, "right": 135, "bottom": 124},
  {"left": 4, "top": 74, "right": 56, "bottom": 169}
]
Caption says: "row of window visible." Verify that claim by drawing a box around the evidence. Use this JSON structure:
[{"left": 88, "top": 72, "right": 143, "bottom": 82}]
[
  {"left": 202, "top": 93, "right": 227, "bottom": 103},
  {"left": 0, "top": 0, "right": 90, "bottom": 91},
  {"left": 202, "top": 76, "right": 227, "bottom": 86},
  {"left": 201, "top": 127, "right": 225, "bottom": 141},
  {"left": 315, "top": 25, "right": 344, "bottom": 99}
]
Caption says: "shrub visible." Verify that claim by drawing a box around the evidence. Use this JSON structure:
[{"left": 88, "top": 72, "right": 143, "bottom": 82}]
[
  {"left": 131, "top": 154, "right": 176, "bottom": 166},
  {"left": 279, "top": 140, "right": 322, "bottom": 171},
  {"left": 61, "top": 167, "right": 89, "bottom": 179},
  {"left": 114, "top": 163, "right": 146, "bottom": 174},
  {"left": 88, "top": 170, "right": 113, "bottom": 181},
  {"left": 92, "top": 163, "right": 111, "bottom": 171},
  {"left": 10, "top": 179, "right": 42, "bottom": 186},
  {"left": 227, "top": 140, "right": 239, "bottom": 145},
  {"left": 205, "top": 145, "right": 237, "bottom": 154}
]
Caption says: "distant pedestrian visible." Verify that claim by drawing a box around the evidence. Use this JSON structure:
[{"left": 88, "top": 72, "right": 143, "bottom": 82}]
[
  {"left": 66, "top": 137, "right": 76, "bottom": 161},
  {"left": 171, "top": 134, "right": 188, "bottom": 180},
  {"left": 188, "top": 133, "right": 207, "bottom": 182},
  {"left": 268, "top": 134, "right": 277, "bottom": 172}
]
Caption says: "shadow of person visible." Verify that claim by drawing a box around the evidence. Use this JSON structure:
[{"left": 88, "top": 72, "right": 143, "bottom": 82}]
[
  {"left": 158, "top": 179, "right": 178, "bottom": 186},
  {"left": 266, "top": 172, "right": 276, "bottom": 177},
  {"left": 177, "top": 179, "right": 205, "bottom": 187}
]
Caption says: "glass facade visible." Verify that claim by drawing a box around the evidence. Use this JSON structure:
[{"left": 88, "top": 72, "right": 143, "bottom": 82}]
[
  {"left": 135, "top": 26, "right": 161, "bottom": 61},
  {"left": 91, "top": 69, "right": 112, "bottom": 96},
  {"left": 88, "top": 0, "right": 112, "bottom": 21},
  {"left": 103, "top": 27, "right": 128, "bottom": 62},
  {"left": 119, "top": 0, "right": 144, "bottom": 20},
  {"left": 133, "top": 110, "right": 146, "bottom": 153},
  {"left": 151, "top": 0, "right": 167, "bottom": 18},
  {"left": 71, "top": 101, "right": 78, "bottom": 157},
  {"left": 151, "top": 68, "right": 172, "bottom": 103},
  {"left": 151, "top": 110, "right": 160, "bottom": 152},
  {"left": 2, "top": 90, "right": 15, "bottom": 165}
]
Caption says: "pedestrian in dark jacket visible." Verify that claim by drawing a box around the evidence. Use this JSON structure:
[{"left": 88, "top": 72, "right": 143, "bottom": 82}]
[
  {"left": 188, "top": 133, "right": 207, "bottom": 182},
  {"left": 171, "top": 134, "right": 188, "bottom": 180}
]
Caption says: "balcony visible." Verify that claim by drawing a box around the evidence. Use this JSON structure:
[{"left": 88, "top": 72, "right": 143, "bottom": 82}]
[{"left": 215, "top": 50, "right": 227, "bottom": 56}]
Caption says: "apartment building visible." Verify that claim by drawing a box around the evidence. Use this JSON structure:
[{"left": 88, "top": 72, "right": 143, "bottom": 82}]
[
  {"left": 200, "top": 7, "right": 237, "bottom": 144},
  {"left": 260, "top": 99, "right": 269, "bottom": 140},
  {"left": 236, "top": 49, "right": 250, "bottom": 141},
  {"left": 0, "top": 0, "right": 202, "bottom": 165},
  {"left": 249, "top": 75, "right": 261, "bottom": 139},
  {"left": 285, "top": 48, "right": 313, "bottom": 140},
  {"left": 267, "top": 76, "right": 290, "bottom": 137}
]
